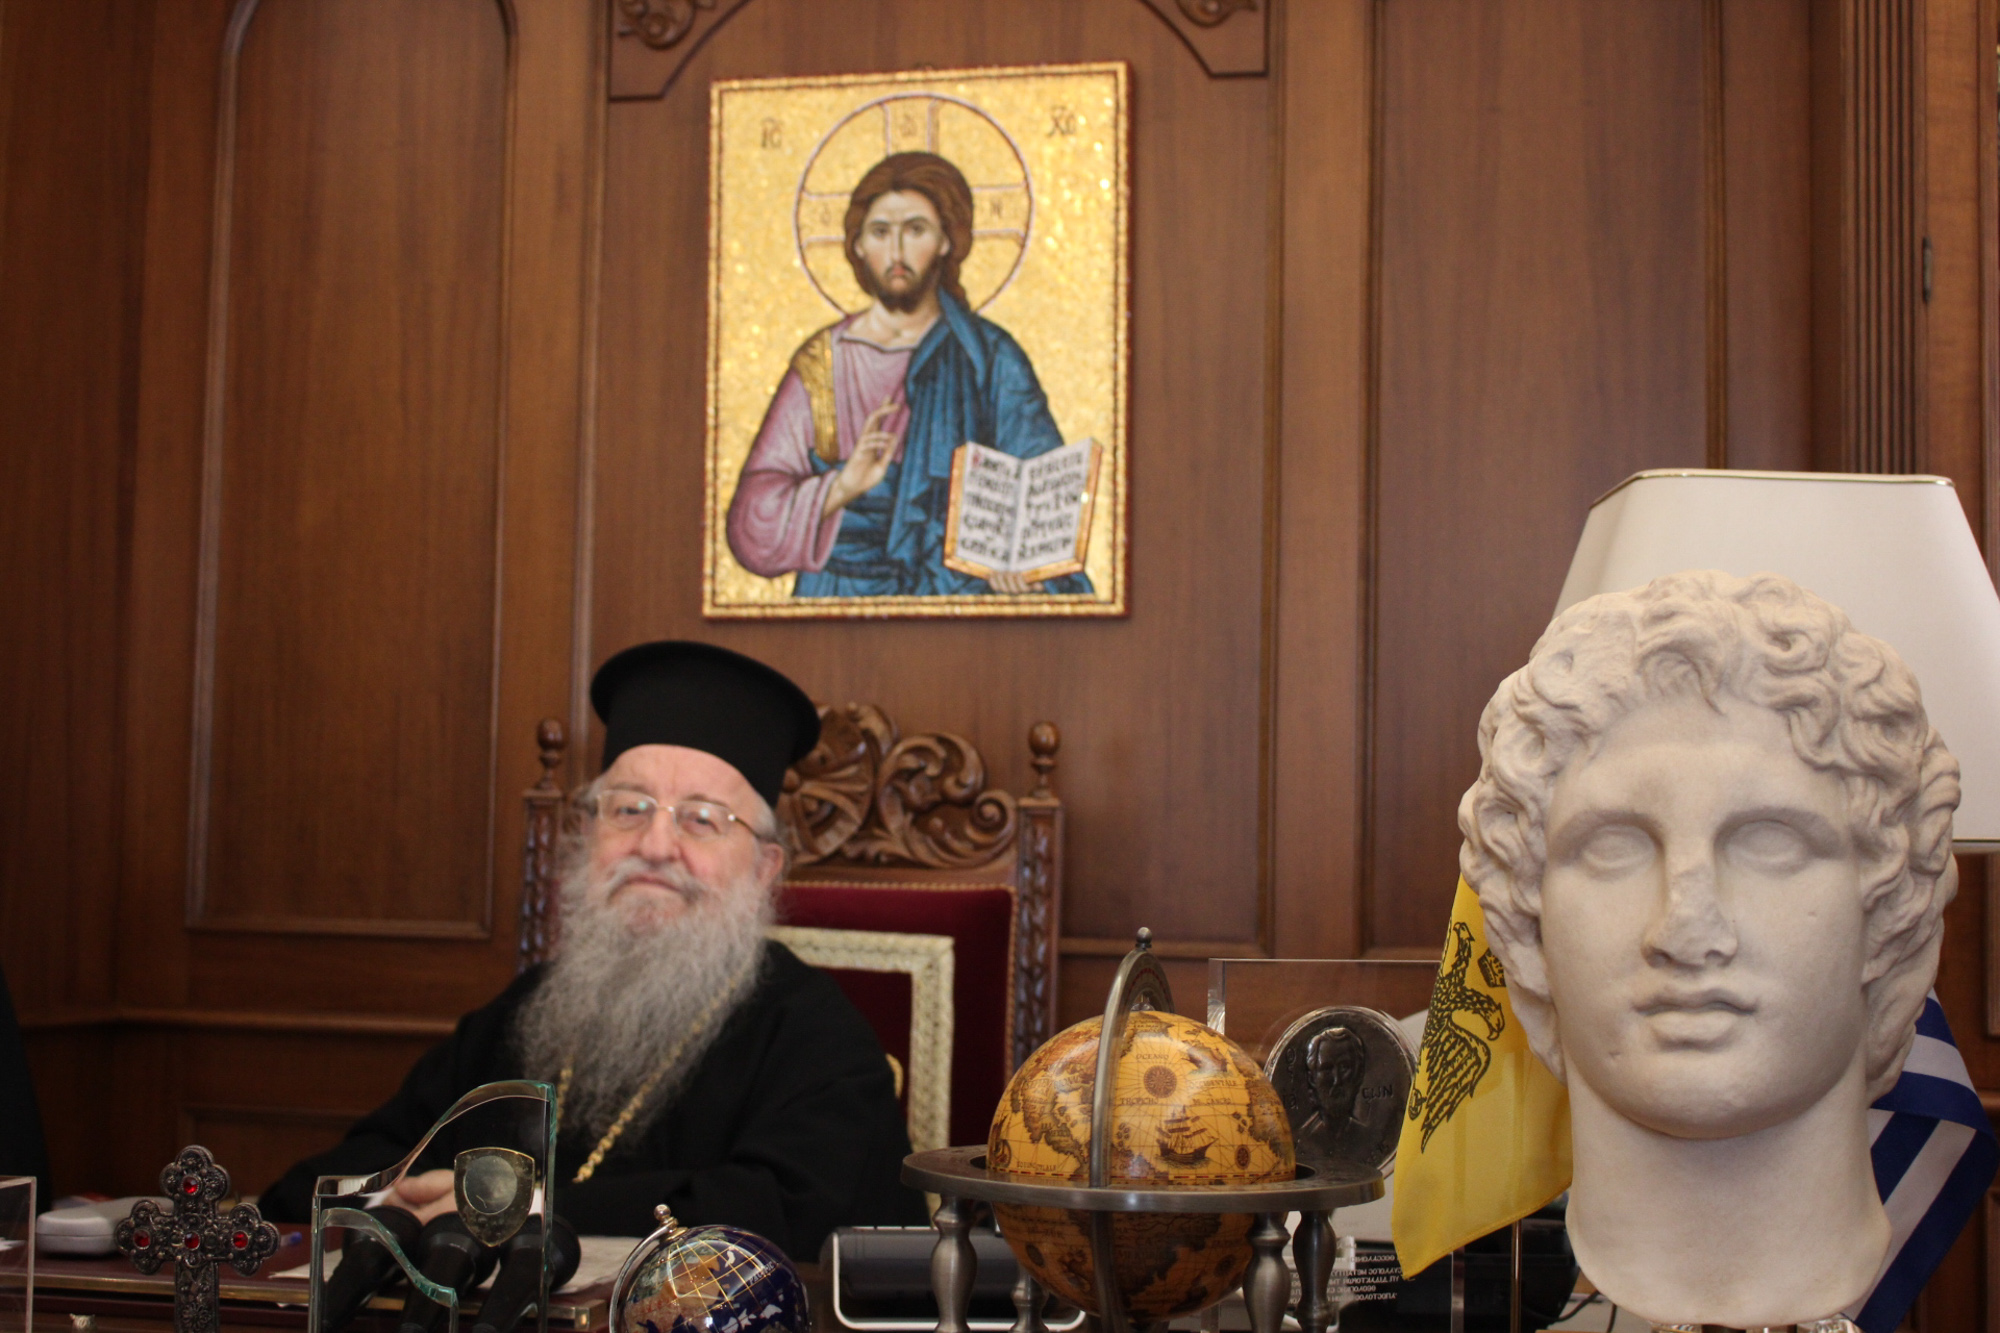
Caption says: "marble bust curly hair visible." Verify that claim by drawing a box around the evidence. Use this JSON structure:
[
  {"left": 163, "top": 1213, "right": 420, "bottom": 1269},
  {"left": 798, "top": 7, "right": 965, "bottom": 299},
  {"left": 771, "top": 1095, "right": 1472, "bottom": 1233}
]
[{"left": 1459, "top": 569, "right": 1960, "bottom": 1100}]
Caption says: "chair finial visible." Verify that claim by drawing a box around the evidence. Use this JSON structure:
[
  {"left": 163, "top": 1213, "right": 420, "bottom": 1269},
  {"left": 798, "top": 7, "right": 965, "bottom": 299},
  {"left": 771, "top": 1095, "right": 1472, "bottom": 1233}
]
[
  {"left": 1028, "top": 721, "right": 1060, "bottom": 798},
  {"left": 535, "top": 718, "right": 566, "bottom": 790}
]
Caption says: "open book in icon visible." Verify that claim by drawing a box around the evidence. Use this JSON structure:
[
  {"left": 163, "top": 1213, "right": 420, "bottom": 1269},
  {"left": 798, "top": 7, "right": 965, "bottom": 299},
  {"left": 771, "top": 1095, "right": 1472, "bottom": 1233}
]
[{"left": 943, "top": 439, "right": 1103, "bottom": 585}]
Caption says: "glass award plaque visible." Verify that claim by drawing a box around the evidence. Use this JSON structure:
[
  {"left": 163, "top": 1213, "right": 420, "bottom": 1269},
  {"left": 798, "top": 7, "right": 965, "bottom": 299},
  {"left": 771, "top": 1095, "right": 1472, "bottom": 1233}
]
[
  {"left": 0, "top": 1176, "right": 32, "bottom": 1333},
  {"left": 310, "top": 1081, "right": 556, "bottom": 1333}
]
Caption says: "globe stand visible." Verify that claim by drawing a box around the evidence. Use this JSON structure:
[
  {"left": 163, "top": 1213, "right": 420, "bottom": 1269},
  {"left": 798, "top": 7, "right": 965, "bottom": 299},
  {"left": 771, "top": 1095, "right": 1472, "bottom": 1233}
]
[{"left": 901, "top": 931, "right": 1384, "bottom": 1333}]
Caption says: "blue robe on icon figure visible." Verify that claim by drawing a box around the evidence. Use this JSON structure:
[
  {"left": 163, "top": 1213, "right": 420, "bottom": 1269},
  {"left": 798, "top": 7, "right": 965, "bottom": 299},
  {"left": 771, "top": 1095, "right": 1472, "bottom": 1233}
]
[{"left": 725, "top": 152, "right": 1092, "bottom": 600}]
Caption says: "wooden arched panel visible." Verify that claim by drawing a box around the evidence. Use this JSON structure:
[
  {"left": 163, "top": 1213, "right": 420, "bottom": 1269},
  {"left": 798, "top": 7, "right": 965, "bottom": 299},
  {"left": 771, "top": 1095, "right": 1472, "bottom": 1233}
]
[{"left": 189, "top": 0, "right": 516, "bottom": 936}]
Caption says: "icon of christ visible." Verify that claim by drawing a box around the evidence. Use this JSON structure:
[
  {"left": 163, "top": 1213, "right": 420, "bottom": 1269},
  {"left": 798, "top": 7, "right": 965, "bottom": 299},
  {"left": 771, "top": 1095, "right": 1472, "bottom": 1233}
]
[{"left": 725, "top": 151, "right": 1094, "bottom": 599}]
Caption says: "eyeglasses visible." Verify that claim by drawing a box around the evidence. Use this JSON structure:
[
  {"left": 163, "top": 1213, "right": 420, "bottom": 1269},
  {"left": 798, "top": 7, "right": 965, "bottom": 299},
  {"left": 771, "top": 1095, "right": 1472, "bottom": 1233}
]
[{"left": 587, "top": 789, "right": 767, "bottom": 843}]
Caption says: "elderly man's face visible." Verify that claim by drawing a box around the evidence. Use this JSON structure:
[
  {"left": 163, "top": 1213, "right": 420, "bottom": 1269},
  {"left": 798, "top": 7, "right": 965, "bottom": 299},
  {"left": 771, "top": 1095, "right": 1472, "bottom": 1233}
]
[
  {"left": 1538, "top": 694, "right": 1873, "bottom": 1139},
  {"left": 586, "top": 743, "right": 783, "bottom": 933}
]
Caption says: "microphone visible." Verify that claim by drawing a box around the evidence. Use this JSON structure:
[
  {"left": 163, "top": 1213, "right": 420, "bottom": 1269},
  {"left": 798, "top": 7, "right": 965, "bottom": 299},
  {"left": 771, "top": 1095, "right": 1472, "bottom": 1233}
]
[
  {"left": 398, "top": 1214, "right": 499, "bottom": 1333},
  {"left": 321, "top": 1206, "right": 423, "bottom": 1333},
  {"left": 471, "top": 1217, "right": 582, "bottom": 1333}
]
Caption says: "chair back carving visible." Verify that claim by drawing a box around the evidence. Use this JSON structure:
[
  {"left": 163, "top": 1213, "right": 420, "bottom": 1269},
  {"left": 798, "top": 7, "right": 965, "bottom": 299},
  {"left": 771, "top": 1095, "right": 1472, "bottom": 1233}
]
[
  {"left": 518, "top": 718, "right": 568, "bottom": 966},
  {"left": 781, "top": 703, "right": 1020, "bottom": 870},
  {"left": 518, "top": 706, "right": 1065, "bottom": 1084}
]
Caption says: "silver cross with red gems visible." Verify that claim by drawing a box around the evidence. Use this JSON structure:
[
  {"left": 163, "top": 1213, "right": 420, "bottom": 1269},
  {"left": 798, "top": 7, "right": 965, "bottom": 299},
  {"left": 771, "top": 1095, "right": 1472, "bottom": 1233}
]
[{"left": 116, "top": 1145, "right": 281, "bottom": 1333}]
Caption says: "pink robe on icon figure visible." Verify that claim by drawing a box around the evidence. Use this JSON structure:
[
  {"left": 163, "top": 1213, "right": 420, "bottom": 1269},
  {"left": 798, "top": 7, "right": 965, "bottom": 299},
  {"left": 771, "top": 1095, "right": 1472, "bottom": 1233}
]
[{"left": 726, "top": 318, "right": 913, "bottom": 577}]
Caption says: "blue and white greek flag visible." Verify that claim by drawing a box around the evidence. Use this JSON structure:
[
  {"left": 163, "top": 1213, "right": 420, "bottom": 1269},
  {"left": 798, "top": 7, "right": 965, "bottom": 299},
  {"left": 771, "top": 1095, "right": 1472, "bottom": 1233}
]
[{"left": 1850, "top": 994, "right": 1997, "bottom": 1333}]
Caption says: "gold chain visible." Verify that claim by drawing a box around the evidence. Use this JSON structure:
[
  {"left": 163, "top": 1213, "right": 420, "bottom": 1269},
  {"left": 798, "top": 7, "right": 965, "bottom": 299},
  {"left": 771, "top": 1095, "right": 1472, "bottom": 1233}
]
[{"left": 553, "top": 963, "right": 752, "bottom": 1184}]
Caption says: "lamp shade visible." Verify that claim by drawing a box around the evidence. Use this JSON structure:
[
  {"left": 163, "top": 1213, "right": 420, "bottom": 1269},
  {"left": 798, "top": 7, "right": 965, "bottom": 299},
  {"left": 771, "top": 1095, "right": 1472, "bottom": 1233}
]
[{"left": 1556, "top": 469, "right": 2000, "bottom": 848}]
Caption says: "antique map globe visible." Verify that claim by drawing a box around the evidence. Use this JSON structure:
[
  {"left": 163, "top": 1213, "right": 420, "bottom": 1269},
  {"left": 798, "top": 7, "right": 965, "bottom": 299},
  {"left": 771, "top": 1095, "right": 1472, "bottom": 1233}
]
[{"left": 987, "top": 1009, "right": 1296, "bottom": 1319}]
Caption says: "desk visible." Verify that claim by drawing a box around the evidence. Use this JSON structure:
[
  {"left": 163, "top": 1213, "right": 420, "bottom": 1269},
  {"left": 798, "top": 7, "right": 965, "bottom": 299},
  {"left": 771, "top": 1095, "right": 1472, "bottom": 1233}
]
[{"left": 18, "top": 1246, "right": 837, "bottom": 1332}]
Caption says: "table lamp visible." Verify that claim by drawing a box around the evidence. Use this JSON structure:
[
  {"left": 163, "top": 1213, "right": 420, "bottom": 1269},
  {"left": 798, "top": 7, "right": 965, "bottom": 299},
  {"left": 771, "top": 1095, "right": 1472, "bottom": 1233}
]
[{"left": 1556, "top": 468, "right": 2000, "bottom": 850}]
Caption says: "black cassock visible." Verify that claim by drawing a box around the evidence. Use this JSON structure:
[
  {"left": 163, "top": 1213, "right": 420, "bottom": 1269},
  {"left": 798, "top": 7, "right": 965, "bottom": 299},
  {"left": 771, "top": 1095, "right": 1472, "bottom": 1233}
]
[{"left": 259, "top": 943, "right": 926, "bottom": 1257}]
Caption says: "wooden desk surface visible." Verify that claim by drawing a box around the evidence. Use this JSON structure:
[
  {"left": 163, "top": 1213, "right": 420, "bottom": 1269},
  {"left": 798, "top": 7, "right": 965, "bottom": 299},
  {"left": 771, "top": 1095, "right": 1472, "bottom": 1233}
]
[{"left": 20, "top": 1246, "right": 834, "bottom": 1333}]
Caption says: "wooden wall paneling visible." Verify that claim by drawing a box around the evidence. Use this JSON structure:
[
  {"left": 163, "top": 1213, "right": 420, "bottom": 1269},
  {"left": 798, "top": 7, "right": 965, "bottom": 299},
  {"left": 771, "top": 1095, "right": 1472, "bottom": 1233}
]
[
  {"left": 172, "top": 1026, "right": 437, "bottom": 1199},
  {"left": 192, "top": 0, "right": 512, "bottom": 937},
  {"left": 589, "top": 0, "right": 1274, "bottom": 1009},
  {"left": 1919, "top": 0, "right": 2000, "bottom": 1321},
  {"left": 0, "top": 0, "right": 154, "bottom": 1018},
  {"left": 19, "top": 1028, "right": 118, "bottom": 1197},
  {"left": 120, "top": 0, "right": 236, "bottom": 1019},
  {"left": 1363, "top": 1, "right": 1712, "bottom": 953},
  {"left": 169, "top": 1028, "right": 440, "bottom": 1107},
  {"left": 1811, "top": 0, "right": 1929, "bottom": 475},
  {"left": 1704, "top": 0, "right": 1729, "bottom": 468},
  {"left": 1925, "top": 0, "right": 1990, "bottom": 509},
  {"left": 0, "top": 0, "right": 157, "bottom": 1199},
  {"left": 104, "top": 1028, "right": 181, "bottom": 1199},
  {"left": 1268, "top": 0, "right": 1371, "bottom": 963},
  {"left": 117, "top": 0, "right": 600, "bottom": 1024},
  {"left": 52, "top": 1020, "right": 441, "bottom": 1197},
  {"left": 493, "top": 0, "right": 604, "bottom": 916},
  {"left": 1058, "top": 955, "right": 1212, "bottom": 1025},
  {"left": 177, "top": 1104, "right": 365, "bottom": 1207},
  {"left": 68, "top": 0, "right": 602, "bottom": 1191},
  {"left": 1721, "top": 0, "right": 1817, "bottom": 472}
]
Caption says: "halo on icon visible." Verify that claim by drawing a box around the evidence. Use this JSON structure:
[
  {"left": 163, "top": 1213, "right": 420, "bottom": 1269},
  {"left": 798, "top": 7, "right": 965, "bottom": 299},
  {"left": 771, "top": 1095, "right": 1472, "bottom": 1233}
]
[{"left": 794, "top": 92, "right": 1034, "bottom": 315}]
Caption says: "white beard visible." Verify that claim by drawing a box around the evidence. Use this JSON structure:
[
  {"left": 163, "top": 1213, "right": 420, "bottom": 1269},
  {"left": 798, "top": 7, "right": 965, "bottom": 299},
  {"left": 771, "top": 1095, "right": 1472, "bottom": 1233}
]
[{"left": 514, "top": 853, "right": 773, "bottom": 1141}]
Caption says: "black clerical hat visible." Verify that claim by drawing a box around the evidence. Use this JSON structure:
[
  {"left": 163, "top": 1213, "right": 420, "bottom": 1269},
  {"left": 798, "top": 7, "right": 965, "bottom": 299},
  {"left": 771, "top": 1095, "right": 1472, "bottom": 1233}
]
[{"left": 589, "top": 641, "right": 821, "bottom": 806}]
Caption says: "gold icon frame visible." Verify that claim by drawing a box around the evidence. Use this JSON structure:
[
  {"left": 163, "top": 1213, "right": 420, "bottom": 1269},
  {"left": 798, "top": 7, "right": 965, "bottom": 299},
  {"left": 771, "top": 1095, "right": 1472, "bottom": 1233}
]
[{"left": 702, "top": 63, "right": 1130, "bottom": 619}]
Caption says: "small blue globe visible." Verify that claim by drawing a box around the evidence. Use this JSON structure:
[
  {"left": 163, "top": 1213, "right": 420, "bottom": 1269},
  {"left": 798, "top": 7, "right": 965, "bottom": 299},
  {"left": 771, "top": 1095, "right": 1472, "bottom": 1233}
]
[{"left": 614, "top": 1222, "right": 808, "bottom": 1333}]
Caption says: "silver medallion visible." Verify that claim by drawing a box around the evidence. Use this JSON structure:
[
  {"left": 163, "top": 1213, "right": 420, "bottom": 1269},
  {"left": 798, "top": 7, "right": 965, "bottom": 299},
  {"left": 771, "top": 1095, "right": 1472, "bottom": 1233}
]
[
  {"left": 1264, "top": 1005, "right": 1416, "bottom": 1179},
  {"left": 453, "top": 1146, "right": 536, "bottom": 1246}
]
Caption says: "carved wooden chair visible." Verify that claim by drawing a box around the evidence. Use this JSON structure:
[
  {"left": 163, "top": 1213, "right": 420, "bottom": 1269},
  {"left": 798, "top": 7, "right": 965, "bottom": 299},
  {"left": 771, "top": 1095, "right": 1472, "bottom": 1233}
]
[{"left": 518, "top": 705, "right": 1064, "bottom": 1153}]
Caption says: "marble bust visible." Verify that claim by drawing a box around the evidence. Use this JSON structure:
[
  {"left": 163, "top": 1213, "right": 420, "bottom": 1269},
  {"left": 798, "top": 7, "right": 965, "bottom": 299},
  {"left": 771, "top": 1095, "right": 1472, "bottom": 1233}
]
[{"left": 1459, "top": 570, "right": 1961, "bottom": 1328}]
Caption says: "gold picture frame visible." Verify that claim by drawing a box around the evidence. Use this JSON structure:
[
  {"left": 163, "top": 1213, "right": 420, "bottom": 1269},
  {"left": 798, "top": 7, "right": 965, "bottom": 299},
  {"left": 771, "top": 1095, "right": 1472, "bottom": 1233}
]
[{"left": 703, "top": 63, "right": 1129, "bottom": 618}]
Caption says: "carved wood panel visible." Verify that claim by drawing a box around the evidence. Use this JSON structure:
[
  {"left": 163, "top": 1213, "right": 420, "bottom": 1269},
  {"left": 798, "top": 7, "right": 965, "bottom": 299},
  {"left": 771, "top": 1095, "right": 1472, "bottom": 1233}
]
[
  {"left": 1131, "top": 0, "right": 1268, "bottom": 76},
  {"left": 605, "top": 0, "right": 1268, "bottom": 100},
  {"left": 783, "top": 704, "right": 1020, "bottom": 870},
  {"left": 608, "top": 0, "right": 752, "bottom": 99},
  {"left": 190, "top": 0, "right": 513, "bottom": 937}
]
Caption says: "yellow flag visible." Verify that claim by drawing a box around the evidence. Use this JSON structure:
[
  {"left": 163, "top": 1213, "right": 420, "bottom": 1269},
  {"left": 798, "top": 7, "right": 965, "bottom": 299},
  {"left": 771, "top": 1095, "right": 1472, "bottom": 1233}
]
[{"left": 1391, "top": 877, "right": 1572, "bottom": 1277}]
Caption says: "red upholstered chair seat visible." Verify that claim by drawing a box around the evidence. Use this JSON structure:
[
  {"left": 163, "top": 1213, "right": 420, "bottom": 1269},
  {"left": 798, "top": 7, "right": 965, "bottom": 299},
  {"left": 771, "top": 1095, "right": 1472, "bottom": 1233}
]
[{"left": 777, "top": 881, "right": 1017, "bottom": 1150}]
